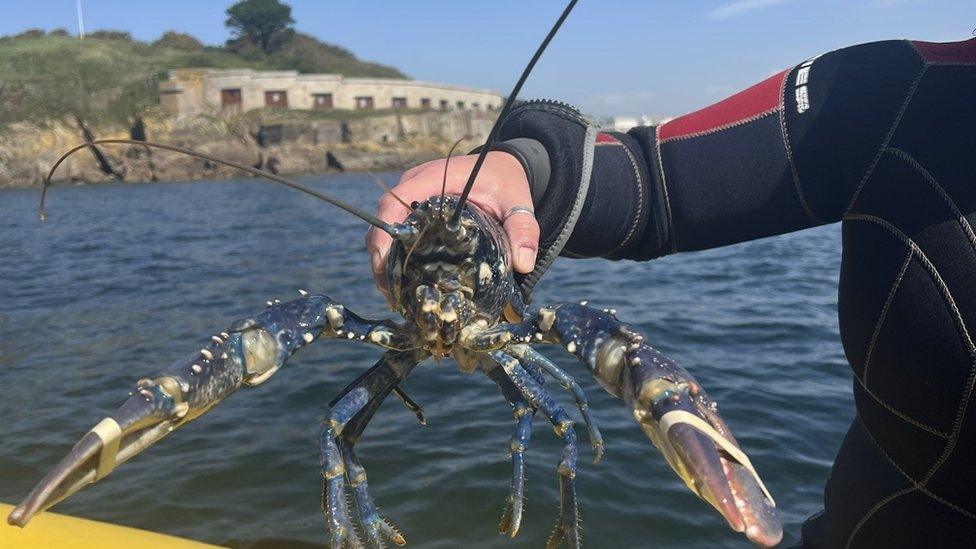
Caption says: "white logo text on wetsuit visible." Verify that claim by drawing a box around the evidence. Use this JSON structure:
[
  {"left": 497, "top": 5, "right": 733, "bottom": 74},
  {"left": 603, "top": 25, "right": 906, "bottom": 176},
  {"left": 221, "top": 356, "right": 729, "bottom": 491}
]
[{"left": 794, "top": 56, "right": 818, "bottom": 114}]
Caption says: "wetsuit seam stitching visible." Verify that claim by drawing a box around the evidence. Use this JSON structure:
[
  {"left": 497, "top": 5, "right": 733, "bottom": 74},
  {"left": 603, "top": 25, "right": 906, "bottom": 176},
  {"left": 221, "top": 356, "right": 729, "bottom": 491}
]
[
  {"left": 918, "top": 486, "right": 976, "bottom": 520},
  {"left": 844, "top": 64, "right": 929, "bottom": 214},
  {"left": 605, "top": 138, "right": 645, "bottom": 256},
  {"left": 853, "top": 368, "right": 950, "bottom": 438},
  {"left": 857, "top": 413, "right": 976, "bottom": 521},
  {"left": 523, "top": 124, "right": 597, "bottom": 296},
  {"left": 884, "top": 147, "right": 976, "bottom": 251},
  {"left": 844, "top": 487, "right": 917, "bottom": 549},
  {"left": 778, "top": 65, "right": 823, "bottom": 225},
  {"left": 843, "top": 214, "right": 976, "bottom": 350},
  {"left": 862, "top": 248, "right": 913, "bottom": 388},
  {"left": 877, "top": 148, "right": 976, "bottom": 481},
  {"left": 659, "top": 107, "right": 779, "bottom": 144},
  {"left": 654, "top": 125, "right": 677, "bottom": 254},
  {"left": 904, "top": 39, "right": 929, "bottom": 64},
  {"left": 844, "top": 213, "right": 976, "bottom": 485},
  {"left": 927, "top": 61, "right": 976, "bottom": 66},
  {"left": 925, "top": 359, "right": 976, "bottom": 484},
  {"left": 906, "top": 38, "right": 976, "bottom": 67},
  {"left": 880, "top": 150, "right": 976, "bottom": 482},
  {"left": 858, "top": 410, "right": 923, "bottom": 484}
]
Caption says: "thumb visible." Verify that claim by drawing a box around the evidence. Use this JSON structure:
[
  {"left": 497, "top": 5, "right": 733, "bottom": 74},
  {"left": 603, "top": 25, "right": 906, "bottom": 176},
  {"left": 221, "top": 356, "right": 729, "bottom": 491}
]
[{"left": 502, "top": 208, "right": 541, "bottom": 274}]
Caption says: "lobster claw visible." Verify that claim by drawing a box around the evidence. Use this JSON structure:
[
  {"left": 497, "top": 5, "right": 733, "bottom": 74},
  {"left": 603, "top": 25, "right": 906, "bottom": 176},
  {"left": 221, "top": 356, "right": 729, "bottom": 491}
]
[
  {"left": 8, "top": 296, "right": 346, "bottom": 528},
  {"left": 7, "top": 318, "right": 291, "bottom": 527},
  {"left": 7, "top": 374, "right": 196, "bottom": 527},
  {"left": 628, "top": 348, "right": 783, "bottom": 547}
]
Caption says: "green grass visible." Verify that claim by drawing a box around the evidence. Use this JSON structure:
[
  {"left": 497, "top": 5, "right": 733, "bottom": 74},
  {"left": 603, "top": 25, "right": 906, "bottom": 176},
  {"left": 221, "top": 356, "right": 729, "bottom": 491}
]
[{"left": 0, "top": 32, "right": 406, "bottom": 127}]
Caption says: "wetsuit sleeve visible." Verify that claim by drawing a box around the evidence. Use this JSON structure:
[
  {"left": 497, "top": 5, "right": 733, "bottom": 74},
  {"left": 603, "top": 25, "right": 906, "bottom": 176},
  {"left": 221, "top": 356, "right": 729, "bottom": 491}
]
[{"left": 495, "top": 39, "right": 947, "bottom": 265}]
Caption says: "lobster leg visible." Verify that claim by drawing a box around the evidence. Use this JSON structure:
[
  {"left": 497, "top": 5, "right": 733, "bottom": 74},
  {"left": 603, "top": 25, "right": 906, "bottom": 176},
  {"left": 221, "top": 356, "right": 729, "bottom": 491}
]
[
  {"left": 320, "top": 350, "right": 424, "bottom": 549},
  {"left": 486, "top": 351, "right": 581, "bottom": 549},
  {"left": 462, "top": 303, "right": 783, "bottom": 548},
  {"left": 391, "top": 387, "right": 427, "bottom": 426},
  {"left": 8, "top": 293, "right": 414, "bottom": 528},
  {"left": 340, "top": 440, "right": 405, "bottom": 549},
  {"left": 507, "top": 344, "right": 604, "bottom": 464},
  {"left": 484, "top": 362, "right": 536, "bottom": 538},
  {"left": 335, "top": 363, "right": 425, "bottom": 548}
]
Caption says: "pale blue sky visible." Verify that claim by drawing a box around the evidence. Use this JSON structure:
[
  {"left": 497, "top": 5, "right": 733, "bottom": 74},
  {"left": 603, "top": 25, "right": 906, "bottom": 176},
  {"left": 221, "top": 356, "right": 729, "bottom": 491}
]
[{"left": 1, "top": 0, "right": 973, "bottom": 117}]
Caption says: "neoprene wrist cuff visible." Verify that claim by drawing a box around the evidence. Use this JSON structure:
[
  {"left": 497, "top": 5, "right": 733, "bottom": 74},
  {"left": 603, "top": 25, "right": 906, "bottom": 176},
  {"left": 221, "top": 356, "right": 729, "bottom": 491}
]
[
  {"left": 490, "top": 138, "right": 551, "bottom": 204},
  {"left": 487, "top": 101, "right": 674, "bottom": 299},
  {"left": 491, "top": 100, "right": 597, "bottom": 300}
]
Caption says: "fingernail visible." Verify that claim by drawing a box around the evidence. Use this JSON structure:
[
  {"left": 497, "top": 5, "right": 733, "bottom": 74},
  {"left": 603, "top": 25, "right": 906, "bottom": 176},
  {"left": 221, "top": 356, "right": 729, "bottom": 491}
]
[{"left": 516, "top": 247, "right": 536, "bottom": 272}]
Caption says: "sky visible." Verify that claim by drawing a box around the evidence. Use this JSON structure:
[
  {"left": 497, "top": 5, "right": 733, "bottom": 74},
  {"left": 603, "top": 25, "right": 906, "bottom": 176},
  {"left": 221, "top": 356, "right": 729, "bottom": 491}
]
[{"left": 1, "top": 0, "right": 973, "bottom": 117}]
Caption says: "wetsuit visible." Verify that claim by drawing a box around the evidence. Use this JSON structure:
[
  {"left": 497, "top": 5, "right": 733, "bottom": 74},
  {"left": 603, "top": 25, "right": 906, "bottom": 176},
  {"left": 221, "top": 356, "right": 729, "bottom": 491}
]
[{"left": 489, "top": 38, "right": 976, "bottom": 547}]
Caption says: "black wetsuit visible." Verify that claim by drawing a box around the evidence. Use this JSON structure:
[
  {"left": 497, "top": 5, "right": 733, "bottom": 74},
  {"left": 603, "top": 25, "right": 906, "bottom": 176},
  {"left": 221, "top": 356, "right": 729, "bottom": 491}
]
[{"left": 491, "top": 38, "right": 976, "bottom": 547}]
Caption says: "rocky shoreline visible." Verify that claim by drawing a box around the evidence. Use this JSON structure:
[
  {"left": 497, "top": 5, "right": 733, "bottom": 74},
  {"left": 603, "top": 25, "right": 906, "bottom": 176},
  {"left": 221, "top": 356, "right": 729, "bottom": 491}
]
[{"left": 0, "top": 110, "right": 495, "bottom": 188}]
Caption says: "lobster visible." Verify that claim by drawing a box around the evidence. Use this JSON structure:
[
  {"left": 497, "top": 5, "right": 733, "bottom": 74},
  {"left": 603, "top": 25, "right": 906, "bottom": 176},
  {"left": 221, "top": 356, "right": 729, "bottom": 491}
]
[{"left": 8, "top": 1, "right": 783, "bottom": 546}]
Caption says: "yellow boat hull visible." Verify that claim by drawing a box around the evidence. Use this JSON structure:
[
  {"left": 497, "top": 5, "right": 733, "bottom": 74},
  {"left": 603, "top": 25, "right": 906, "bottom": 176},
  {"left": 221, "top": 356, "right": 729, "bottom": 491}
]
[{"left": 0, "top": 503, "right": 220, "bottom": 548}]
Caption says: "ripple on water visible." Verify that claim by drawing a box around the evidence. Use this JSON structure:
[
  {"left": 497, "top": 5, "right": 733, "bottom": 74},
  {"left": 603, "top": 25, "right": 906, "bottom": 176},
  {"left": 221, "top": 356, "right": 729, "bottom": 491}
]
[{"left": 0, "top": 177, "right": 853, "bottom": 547}]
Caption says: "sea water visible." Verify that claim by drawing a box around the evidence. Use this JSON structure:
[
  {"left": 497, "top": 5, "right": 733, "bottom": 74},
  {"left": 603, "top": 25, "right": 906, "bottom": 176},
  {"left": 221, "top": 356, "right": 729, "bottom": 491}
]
[{"left": 0, "top": 174, "right": 853, "bottom": 547}]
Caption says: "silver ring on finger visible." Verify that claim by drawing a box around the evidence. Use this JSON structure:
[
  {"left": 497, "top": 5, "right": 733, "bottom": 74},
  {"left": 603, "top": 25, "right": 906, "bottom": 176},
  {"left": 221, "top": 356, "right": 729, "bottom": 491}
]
[{"left": 503, "top": 205, "right": 535, "bottom": 222}]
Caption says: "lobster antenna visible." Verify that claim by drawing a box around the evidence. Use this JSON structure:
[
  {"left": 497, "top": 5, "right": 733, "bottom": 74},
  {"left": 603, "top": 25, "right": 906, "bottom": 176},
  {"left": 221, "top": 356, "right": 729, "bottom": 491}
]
[
  {"left": 439, "top": 136, "right": 470, "bottom": 217},
  {"left": 403, "top": 222, "right": 430, "bottom": 272},
  {"left": 451, "top": 0, "right": 579, "bottom": 224},
  {"left": 367, "top": 170, "right": 411, "bottom": 210},
  {"left": 404, "top": 137, "right": 473, "bottom": 271},
  {"left": 40, "top": 139, "right": 397, "bottom": 236}
]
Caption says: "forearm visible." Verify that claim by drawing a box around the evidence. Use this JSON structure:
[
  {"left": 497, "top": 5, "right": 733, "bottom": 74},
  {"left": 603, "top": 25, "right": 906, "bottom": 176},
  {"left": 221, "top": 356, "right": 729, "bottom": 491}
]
[{"left": 496, "top": 38, "right": 937, "bottom": 271}]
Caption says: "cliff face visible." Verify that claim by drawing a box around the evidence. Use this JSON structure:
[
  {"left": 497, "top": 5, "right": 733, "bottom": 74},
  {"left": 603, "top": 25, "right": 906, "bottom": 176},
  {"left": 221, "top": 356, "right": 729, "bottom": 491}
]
[{"left": 0, "top": 109, "right": 496, "bottom": 188}]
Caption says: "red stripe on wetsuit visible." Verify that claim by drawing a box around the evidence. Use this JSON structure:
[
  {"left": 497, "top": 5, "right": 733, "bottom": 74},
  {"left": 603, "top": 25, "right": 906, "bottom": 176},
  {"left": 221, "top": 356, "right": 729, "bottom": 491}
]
[
  {"left": 658, "top": 69, "right": 789, "bottom": 142},
  {"left": 911, "top": 37, "right": 976, "bottom": 64}
]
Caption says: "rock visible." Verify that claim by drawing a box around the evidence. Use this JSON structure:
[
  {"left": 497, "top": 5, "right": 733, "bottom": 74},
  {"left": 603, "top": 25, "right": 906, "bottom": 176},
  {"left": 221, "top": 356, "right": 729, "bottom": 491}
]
[
  {"left": 324, "top": 147, "right": 419, "bottom": 172},
  {"left": 0, "top": 110, "right": 497, "bottom": 187},
  {"left": 0, "top": 149, "right": 40, "bottom": 187},
  {"left": 144, "top": 138, "right": 261, "bottom": 181},
  {"left": 264, "top": 145, "right": 314, "bottom": 175}
]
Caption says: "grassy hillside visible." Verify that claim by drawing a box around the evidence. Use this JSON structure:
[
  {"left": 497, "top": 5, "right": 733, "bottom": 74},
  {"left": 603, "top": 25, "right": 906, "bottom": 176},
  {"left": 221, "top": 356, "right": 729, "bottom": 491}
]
[{"left": 0, "top": 30, "right": 406, "bottom": 127}]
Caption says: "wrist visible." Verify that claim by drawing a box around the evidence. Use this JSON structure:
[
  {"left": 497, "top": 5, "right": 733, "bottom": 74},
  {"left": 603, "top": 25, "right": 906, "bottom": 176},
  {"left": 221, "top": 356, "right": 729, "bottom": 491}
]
[
  {"left": 489, "top": 100, "right": 597, "bottom": 300},
  {"left": 486, "top": 150, "right": 530, "bottom": 189},
  {"left": 489, "top": 138, "right": 551, "bottom": 205}
]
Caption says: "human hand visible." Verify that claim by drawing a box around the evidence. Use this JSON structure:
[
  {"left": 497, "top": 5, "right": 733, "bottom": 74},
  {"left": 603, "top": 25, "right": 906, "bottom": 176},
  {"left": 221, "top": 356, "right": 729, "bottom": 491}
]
[{"left": 366, "top": 151, "right": 539, "bottom": 302}]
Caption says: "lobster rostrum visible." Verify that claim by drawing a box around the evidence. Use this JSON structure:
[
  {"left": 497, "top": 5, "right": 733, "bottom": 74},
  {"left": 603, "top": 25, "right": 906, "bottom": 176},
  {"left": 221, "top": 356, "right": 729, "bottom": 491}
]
[{"left": 8, "top": 1, "right": 783, "bottom": 547}]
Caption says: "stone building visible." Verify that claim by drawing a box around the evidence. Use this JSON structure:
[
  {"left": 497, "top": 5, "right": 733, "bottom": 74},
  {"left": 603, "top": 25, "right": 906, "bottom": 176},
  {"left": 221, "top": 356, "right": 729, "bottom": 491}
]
[{"left": 159, "top": 68, "right": 503, "bottom": 117}]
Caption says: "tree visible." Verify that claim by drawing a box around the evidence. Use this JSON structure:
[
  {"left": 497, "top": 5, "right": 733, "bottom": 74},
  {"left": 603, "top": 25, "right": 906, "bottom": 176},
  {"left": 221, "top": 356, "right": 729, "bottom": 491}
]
[
  {"left": 225, "top": 0, "right": 295, "bottom": 54},
  {"left": 153, "top": 31, "right": 204, "bottom": 51}
]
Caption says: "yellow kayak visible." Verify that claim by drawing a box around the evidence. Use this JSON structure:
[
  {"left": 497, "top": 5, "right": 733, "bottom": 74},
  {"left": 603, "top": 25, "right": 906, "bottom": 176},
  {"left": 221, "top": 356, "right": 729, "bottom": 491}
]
[{"left": 0, "top": 503, "right": 220, "bottom": 548}]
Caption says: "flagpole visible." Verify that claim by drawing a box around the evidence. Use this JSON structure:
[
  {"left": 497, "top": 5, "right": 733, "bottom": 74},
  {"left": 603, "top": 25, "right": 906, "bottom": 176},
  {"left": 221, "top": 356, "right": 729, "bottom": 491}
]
[{"left": 76, "top": 0, "right": 85, "bottom": 39}]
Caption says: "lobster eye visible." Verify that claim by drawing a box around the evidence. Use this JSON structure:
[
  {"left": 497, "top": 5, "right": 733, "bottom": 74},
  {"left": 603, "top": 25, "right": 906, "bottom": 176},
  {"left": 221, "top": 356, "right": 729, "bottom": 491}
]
[{"left": 410, "top": 201, "right": 421, "bottom": 209}]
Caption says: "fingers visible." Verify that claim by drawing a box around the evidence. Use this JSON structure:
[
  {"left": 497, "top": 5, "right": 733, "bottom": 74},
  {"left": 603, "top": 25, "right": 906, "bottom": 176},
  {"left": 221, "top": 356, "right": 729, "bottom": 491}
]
[
  {"left": 370, "top": 248, "right": 393, "bottom": 308},
  {"left": 503, "top": 210, "right": 540, "bottom": 274},
  {"left": 368, "top": 191, "right": 411, "bottom": 265},
  {"left": 365, "top": 164, "right": 446, "bottom": 268},
  {"left": 368, "top": 185, "right": 420, "bottom": 309},
  {"left": 366, "top": 165, "right": 443, "bottom": 305},
  {"left": 487, "top": 154, "right": 539, "bottom": 274},
  {"left": 367, "top": 150, "right": 537, "bottom": 297}
]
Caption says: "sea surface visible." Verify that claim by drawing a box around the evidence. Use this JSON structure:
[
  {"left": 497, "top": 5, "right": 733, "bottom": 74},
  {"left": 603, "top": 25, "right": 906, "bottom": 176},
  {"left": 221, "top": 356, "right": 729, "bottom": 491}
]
[{"left": 0, "top": 174, "right": 854, "bottom": 548}]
